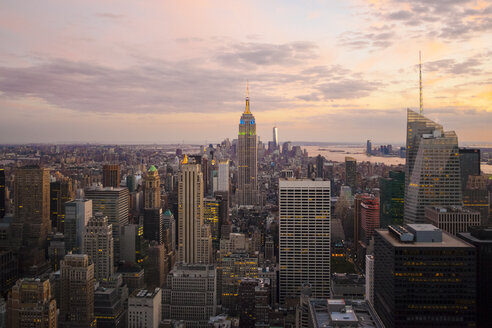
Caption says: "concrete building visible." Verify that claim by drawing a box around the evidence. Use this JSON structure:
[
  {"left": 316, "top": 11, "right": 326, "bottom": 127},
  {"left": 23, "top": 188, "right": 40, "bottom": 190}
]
[
  {"left": 7, "top": 278, "right": 57, "bottom": 328},
  {"left": 49, "top": 177, "right": 75, "bottom": 232},
  {"left": 279, "top": 179, "right": 331, "bottom": 304},
  {"left": 103, "top": 164, "right": 120, "bottom": 188},
  {"left": 424, "top": 206, "right": 480, "bottom": 235},
  {"left": 365, "top": 255, "right": 374, "bottom": 306},
  {"left": 144, "top": 165, "right": 161, "bottom": 209},
  {"left": 308, "top": 299, "right": 383, "bottom": 328},
  {"left": 458, "top": 226, "right": 492, "bottom": 328},
  {"left": 178, "top": 157, "right": 212, "bottom": 264},
  {"left": 120, "top": 223, "right": 144, "bottom": 264},
  {"left": 83, "top": 214, "right": 114, "bottom": 280},
  {"left": 237, "top": 90, "right": 258, "bottom": 206},
  {"left": 374, "top": 224, "right": 476, "bottom": 327},
  {"left": 162, "top": 264, "right": 217, "bottom": 328},
  {"left": 94, "top": 286, "right": 126, "bottom": 328},
  {"left": 217, "top": 160, "right": 230, "bottom": 193},
  {"left": 128, "top": 288, "right": 162, "bottom": 328},
  {"left": 85, "top": 187, "right": 129, "bottom": 263},
  {"left": 144, "top": 241, "right": 166, "bottom": 289},
  {"left": 64, "top": 199, "right": 93, "bottom": 253},
  {"left": 59, "top": 254, "right": 96, "bottom": 328}
]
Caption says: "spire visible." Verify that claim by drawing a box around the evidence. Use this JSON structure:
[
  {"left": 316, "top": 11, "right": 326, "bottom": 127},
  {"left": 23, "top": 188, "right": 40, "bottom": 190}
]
[
  {"left": 244, "top": 81, "right": 251, "bottom": 114},
  {"left": 181, "top": 154, "right": 188, "bottom": 164},
  {"left": 419, "top": 51, "right": 423, "bottom": 114}
]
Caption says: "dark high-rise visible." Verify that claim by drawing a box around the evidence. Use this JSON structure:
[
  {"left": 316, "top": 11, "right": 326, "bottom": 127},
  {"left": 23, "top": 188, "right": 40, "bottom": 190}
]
[
  {"left": 316, "top": 155, "right": 324, "bottom": 179},
  {"left": 50, "top": 177, "right": 75, "bottom": 232},
  {"left": 458, "top": 226, "right": 492, "bottom": 328},
  {"left": 379, "top": 170, "right": 405, "bottom": 228},
  {"left": 0, "top": 168, "right": 5, "bottom": 218},
  {"left": 345, "top": 157, "right": 356, "bottom": 191},
  {"left": 374, "top": 224, "right": 476, "bottom": 327},
  {"left": 103, "top": 164, "right": 120, "bottom": 188},
  {"left": 459, "top": 148, "right": 480, "bottom": 191}
]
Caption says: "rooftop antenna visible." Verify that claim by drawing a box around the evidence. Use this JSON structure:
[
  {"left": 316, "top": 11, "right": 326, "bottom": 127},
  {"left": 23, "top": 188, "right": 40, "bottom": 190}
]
[{"left": 419, "top": 51, "right": 423, "bottom": 114}]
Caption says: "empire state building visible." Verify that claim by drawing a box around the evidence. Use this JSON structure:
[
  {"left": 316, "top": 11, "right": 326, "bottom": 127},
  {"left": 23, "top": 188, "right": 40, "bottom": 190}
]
[{"left": 237, "top": 87, "right": 258, "bottom": 206}]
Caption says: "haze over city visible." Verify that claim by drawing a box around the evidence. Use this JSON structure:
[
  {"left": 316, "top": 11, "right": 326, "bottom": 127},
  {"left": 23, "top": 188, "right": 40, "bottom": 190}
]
[{"left": 1, "top": 0, "right": 491, "bottom": 144}]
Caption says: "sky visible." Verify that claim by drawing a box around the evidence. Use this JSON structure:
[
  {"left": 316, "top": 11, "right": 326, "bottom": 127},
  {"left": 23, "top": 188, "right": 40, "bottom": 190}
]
[{"left": 0, "top": 0, "right": 491, "bottom": 145}]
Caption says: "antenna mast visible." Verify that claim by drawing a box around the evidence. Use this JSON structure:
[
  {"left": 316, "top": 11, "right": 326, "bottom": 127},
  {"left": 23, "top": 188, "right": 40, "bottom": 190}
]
[{"left": 419, "top": 51, "right": 423, "bottom": 114}]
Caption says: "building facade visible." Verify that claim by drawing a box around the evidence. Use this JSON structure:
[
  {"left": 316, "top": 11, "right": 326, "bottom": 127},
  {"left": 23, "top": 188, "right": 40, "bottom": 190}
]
[
  {"left": 103, "top": 164, "right": 120, "bottom": 188},
  {"left": 83, "top": 214, "right": 114, "bottom": 280},
  {"left": 128, "top": 288, "right": 162, "bottom": 328},
  {"left": 425, "top": 206, "right": 480, "bottom": 235},
  {"left": 279, "top": 179, "right": 331, "bottom": 304}
]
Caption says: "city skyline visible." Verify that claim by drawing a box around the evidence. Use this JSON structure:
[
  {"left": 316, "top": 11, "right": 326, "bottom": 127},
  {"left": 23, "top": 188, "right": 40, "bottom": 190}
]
[{"left": 1, "top": 0, "right": 491, "bottom": 144}]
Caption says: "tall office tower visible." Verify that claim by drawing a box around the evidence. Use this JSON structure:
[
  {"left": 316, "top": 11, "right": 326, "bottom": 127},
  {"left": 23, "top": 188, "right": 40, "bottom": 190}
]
[
  {"left": 144, "top": 165, "right": 161, "bottom": 209},
  {"left": 459, "top": 148, "right": 480, "bottom": 191},
  {"left": 366, "top": 139, "right": 372, "bottom": 155},
  {"left": 273, "top": 126, "right": 279, "bottom": 148},
  {"left": 83, "top": 214, "right": 114, "bottom": 280},
  {"left": 0, "top": 169, "right": 5, "bottom": 218},
  {"left": 144, "top": 241, "right": 166, "bottom": 289},
  {"left": 0, "top": 250, "right": 18, "bottom": 296},
  {"left": 178, "top": 157, "right": 212, "bottom": 264},
  {"left": 94, "top": 285, "right": 126, "bottom": 328},
  {"left": 50, "top": 177, "right": 75, "bottom": 232},
  {"left": 126, "top": 174, "right": 137, "bottom": 192},
  {"left": 163, "top": 209, "right": 176, "bottom": 251},
  {"left": 237, "top": 89, "right": 258, "bottom": 206},
  {"left": 85, "top": 187, "right": 129, "bottom": 262},
  {"left": 59, "top": 254, "right": 96, "bottom": 328},
  {"left": 458, "top": 226, "right": 492, "bottom": 328},
  {"left": 365, "top": 255, "right": 374, "bottom": 306},
  {"left": 424, "top": 206, "right": 480, "bottom": 235},
  {"left": 64, "top": 199, "right": 92, "bottom": 253},
  {"left": 14, "top": 166, "right": 50, "bottom": 221},
  {"left": 204, "top": 197, "right": 221, "bottom": 253},
  {"left": 12, "top": 166, "right": 51, "bottom": 273},
  {"left": 463, "top": 176, "right": 490, "bottom": 225},
  {"left": 361, "top": 197, "right": 379, "bottom": 245},
  {"left": 404, "top": 109, "right": 462, "bottom": 224},
  {"left": 279, "top": 179, "right": 331, "bottom": 304},
  {"left": 345, "top": 157, "right": 357, "bottom": 191},
  {"left": 128, "top": 288, "right": 162, "bottom": 328},
  {"left": 162, "top": 264, "right": 217, "bottom": 327},
  {"left": 217, "top": 251, "right": 258, "bottom": 313},
  {"left": 216, "top": 160, "right": 230, "bottom": 193},
  {"left": 353, "top": 194, "right": 373, "bottom": 255},
  {"left": 316, "top": 155, "right": 325, "bottom": 178},
  {"left": 379, "top": 171, "right": 405, "bottom": 228},
  {"left": 143, "top": 208, "right": 163, "bottom": 243},
  {"left": 103, "top": 164, "right": 120, "bottom": 188},
  {"left": 374, "top": 224, "right": 476, "bottom": 327},
  {"left": 120, "top": 223, "right": 145, "bottom": 264},
  {"left": 7, "top": 278, "right": 57, "bottom": 328}
]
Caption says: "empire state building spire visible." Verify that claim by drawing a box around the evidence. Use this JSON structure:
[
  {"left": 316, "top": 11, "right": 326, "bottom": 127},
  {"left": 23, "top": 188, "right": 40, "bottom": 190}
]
[{"left": 245, "top": 82, "right": 251, "bottom": 114}]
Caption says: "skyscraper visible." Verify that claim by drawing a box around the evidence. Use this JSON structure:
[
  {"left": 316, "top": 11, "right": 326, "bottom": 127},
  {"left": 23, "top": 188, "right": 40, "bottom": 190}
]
[
  {"left": 103, "top": 164, "right": 120, "bottom": 188},
  {"left": 144, "top": 165, "right": 161, "bottom": 209},
  {"left": 14, "top": 166, "right": 50, "bottom": 221},
  {"left": 178, "top": 156, "right": 212, "bottom": 264},
  {"left": 217, "top": 160, "right": 230, "bottom": 193},
  {"left": 50, "top": 177, "right": 75, "bottom": 232},
  {"left": 404, "top": 109, "right": 462, "bottom": 224},
  {"left": 459, "top": 148, "right": 480, "bottom": 191},
  {"left": 85, "top": 187, "right": 129, "bottom": 262},
  {"left": 7, "top": 278, "right": 57, "bottom": 328},
  {"left": 345, "top": 157, "right": 356, "bottom": 191},
  {"left": 128, "top": 289, "right": 162, "bottom": 328},
  {"left": 458, "top": 226, "right": 492, "bottom": 328},
  {"left": 374, "top": 224, "right": 476, "bottom": 327},
  {"left": 0, "top": 169, "right": 5, "bottom": 218},
  {"left": 237, "top": 87, "right": 258, "bottom": 206},
  {"left": 379, "top": 170, "right": 405, "bottom": 228},
  {"left": 64, "top": 199, "right": 92, "bottom": 253},
  {"left": 279, "top": 179, "right": 331, "bottom": 304},
  {"left": 83, "top": 214, "right": 114, "bottom": 281},
  {"left": 59, "top": 254, "right": 96, "bottom": 328},
  {"left": 273, "top": 126, "right": 278, "bottom": 148}
]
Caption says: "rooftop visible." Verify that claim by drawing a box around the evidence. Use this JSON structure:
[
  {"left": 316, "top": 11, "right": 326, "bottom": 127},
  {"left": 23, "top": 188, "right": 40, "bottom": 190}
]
[{"left": 377, "top": 227, "right": 473, "bottom": 248}]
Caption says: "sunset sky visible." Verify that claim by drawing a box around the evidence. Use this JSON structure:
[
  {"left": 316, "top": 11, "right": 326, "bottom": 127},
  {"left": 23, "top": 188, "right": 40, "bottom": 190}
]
[{"left": 1, "top": 0, "right": 491, "bottom": 144}]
